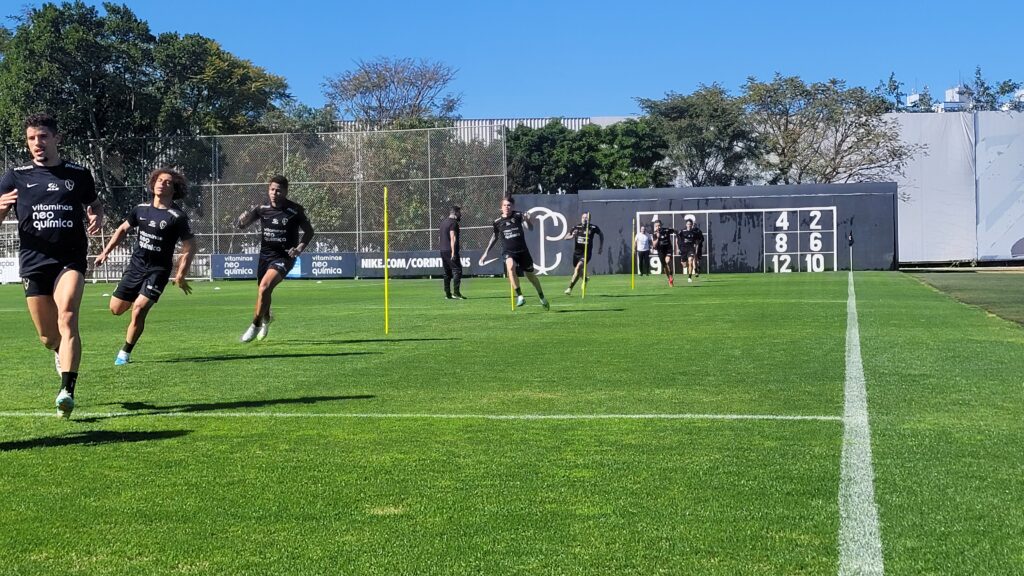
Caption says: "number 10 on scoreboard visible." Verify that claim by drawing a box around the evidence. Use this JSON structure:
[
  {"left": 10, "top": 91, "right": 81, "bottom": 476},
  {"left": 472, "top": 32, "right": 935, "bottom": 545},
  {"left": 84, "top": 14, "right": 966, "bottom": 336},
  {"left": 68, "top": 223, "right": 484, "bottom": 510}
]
[{"left": 765, "top": 207, "right": 837, "bottom": 273}]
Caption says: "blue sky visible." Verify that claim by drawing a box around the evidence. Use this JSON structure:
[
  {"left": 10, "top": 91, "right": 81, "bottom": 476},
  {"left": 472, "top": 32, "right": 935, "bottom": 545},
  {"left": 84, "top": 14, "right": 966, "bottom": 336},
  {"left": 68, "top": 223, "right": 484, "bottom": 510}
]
[{"left": 6, "top": 0, "right": 1022, "bottom": 118}]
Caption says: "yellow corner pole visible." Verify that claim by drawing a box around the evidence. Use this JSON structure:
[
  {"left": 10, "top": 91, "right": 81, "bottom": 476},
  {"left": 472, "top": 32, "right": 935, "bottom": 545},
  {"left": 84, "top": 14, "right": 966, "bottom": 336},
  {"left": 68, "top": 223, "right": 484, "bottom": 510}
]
[
  {"left": 631, "top": 217, "right": 636, "bottom": 290},
  {"left": 581, "top": 219, "right": 590, "bottom": 299},
  {"left": 383, "top": 186, "right": 389, "bottom": 335}
]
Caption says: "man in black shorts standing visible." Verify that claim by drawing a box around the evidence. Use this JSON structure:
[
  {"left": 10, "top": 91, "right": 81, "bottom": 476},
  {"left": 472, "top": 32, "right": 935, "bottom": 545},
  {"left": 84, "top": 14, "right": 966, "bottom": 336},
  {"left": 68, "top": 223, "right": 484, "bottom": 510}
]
[
  {"left": 439, "top": 205, "right": 465, "bottom": 299},
  {"left": 479, "top": 195, "right": 549, "bottom": 310},
  {"left": 95, "top": 168, "right": 196, "bottom": 364},
  {"left": 235, "top": 175, "right": 315, "bottom": 342},
  {"left": 677, "top": 216, "right": 704, "bottom": 283},
  {"left": 651, "top": 219, "right": 677, "bottom": 287},
  {"left": 563, "top": 212, "right": 603, "bottom": 295},
  {"left": 0, "top": 113, "right": 104, "bottom": 418}
]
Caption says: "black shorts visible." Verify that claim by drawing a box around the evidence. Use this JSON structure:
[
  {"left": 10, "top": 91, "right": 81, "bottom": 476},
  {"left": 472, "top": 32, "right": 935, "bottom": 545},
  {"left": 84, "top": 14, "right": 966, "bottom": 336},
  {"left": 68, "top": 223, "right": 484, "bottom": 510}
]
[
  {"left": 572, "top": 250, "right": 593, "bottom": 268},
  {"left": 22, "top": 261, "right": 87, "bottom": 297},
  {"left": 113, "top": 265, "right": 171, "bottom": 303},
  {"left": 258, "top": 256, "right": 296, "bottom": 281},
  {"left": 682, "top": 247, "right": 698, "bottom": 259},
  {"left": 504, "top": 251, "right": 535, "bottom": 274},
  {"left": 656, "top": 248, "right": 673, "bottom": 260}
]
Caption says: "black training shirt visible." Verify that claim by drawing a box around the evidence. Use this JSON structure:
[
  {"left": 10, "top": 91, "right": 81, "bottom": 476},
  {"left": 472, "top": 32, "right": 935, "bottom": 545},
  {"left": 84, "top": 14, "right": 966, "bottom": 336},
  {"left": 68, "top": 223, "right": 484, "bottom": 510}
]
[
  {"left": 568, "top": 223, "right": 602, "bottom": 254},
  {"left": 492, "top": 211, "right": 530, "bottom": 254},
  {"left": 241, "top": 201, "right": 310, "bottom": 259},
  {"left": 0, "top": 161, "right": 98, "bottom": 274},
  {"left": 126, "top": 203, "right": 194, "bottom": 271},
  {"left": 652, "top": 227, "right": 676, "bottom": 251},
  {"left": 439, "top": 216, "right": 460, "bottom": 254}
]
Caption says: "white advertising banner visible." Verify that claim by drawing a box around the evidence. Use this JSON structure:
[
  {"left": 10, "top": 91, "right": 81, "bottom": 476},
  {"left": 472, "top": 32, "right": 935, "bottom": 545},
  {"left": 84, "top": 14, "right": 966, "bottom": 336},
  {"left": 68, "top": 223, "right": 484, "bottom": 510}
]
[{"left": 0, "top": 258, "right": 19, "bottom": 284}]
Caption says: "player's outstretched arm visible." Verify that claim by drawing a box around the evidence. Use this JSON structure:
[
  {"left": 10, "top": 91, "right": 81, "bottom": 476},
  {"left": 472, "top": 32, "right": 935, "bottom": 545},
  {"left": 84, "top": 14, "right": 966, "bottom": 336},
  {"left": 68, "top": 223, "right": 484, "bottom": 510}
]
[
  {"left": 288, "top": 219, "right": 315, "bottom": 258},
  {"left": 174, "top": 237, "right": 196, "bottom": 295},
  {"left": 235, "top": 205, "right": 258, "bottom": 229},
  {"left": 522, "top": 211, "right": 534, "bottom": 231},
  {"left": 0, "top": 189, "right": 16, "bottom": 221},
  {"left": 479, "top": 233, "right": 498, "bottom": 266},
  {"left": 595, "top": 228, "right": 604, "bottom": 253},
  {"left": 86, "top": 199, "right": 104, "bottom": 235},
  {"left": 95, "top": 220, "right": 132, "bottom": 266}
]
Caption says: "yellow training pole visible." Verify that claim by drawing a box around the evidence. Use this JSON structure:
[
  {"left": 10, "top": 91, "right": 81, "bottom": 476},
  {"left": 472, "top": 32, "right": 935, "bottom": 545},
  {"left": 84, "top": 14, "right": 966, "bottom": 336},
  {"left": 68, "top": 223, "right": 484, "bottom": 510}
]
[
  {"left": 581, "top": 223, "right": 590, "bottom": 299},
  {"left": 383, "top": 186, "right": 390, "bottom": 335},
  {"left": 630, "top": 217, "right": 636, "bottom": 290}
]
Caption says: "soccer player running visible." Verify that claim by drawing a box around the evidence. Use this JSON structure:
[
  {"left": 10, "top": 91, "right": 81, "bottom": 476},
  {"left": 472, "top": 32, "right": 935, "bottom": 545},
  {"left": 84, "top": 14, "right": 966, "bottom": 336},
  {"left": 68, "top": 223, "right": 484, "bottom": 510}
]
[
  {"left": 677, "top": 216, "right": 704, "bottom": 283},
  {"left": 0, "top": 113, "right": 103, "bottom": 418},
  {"left": 651, "top": 219, "right": 678, "bottom": 286},
  {"left": 439, "top": 205, "right": 465, "bottom": 299},
  {"left": 235, "top": 175, "right": 315, "bottom": 342},
  {"left": 479, "top": 195, "right": 549, "bottom": 310},
  {"left": 563, "top": 212, "right": 603, "bottom": 295},
  {"left": 95, "top": 169, "right": 196, "bottom": 365}
]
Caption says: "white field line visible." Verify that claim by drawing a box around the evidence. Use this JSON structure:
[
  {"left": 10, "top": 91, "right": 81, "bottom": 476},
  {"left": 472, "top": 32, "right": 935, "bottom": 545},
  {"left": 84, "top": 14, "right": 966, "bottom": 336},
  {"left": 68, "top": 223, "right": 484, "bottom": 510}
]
[
  {"left": 0, "top": 411, "right": 841, "bottom": 422},
  {"left": 839, "top": 272, "right": 885, "bottom": 575}
]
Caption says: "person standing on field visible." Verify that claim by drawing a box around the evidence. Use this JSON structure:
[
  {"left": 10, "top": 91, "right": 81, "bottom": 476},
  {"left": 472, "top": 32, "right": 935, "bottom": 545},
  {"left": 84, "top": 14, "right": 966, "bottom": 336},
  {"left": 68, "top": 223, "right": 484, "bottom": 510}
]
[
  {"left": 439, "top": 205, "right": 465, "bottom": 299},
  {"left": 479, "top": 195, "right": 549, "bottom": 310},
  {"left": 95, "top": 168, "right": 196, "bottom": 365},
  {"left": 634, "top": 223, "right": 652, "bottom": 276},
  {"left": 0, "top": 112, "right": 104, "bottom": 418},
  {"left": 235, "top": 175, "right": 315, "bottom": 342}
]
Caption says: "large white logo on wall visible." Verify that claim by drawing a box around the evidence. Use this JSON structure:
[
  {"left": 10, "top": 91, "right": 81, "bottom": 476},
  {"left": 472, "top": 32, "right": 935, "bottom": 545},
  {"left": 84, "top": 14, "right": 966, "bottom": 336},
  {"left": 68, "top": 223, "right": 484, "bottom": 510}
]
[{"left": 525, "top": 206, "right": 568, "bottom": 275}]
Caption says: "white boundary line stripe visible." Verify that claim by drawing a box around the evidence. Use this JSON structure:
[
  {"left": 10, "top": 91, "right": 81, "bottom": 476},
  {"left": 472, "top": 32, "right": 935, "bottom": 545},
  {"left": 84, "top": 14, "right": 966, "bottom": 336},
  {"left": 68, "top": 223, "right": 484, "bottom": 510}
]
[
  {"left": 839, "top": 272, "right": 885, "bottom": 575},
  {"left": 0, "top": 411, "right": 842, "bottom": 421}
]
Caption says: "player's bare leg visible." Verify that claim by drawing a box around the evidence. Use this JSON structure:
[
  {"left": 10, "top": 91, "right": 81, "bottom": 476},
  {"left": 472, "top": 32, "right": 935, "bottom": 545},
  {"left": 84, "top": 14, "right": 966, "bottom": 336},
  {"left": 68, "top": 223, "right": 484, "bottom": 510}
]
[
  {"left": 524, "top": 271, "right": 549, "bottom": 310},
  {"left": 50, "top": 269, "right": 85, "bottom": 417},
  {"left": 565, "top": 262, "right": 584, "bottom": 294},
  {"left": 505, "top": 258, "right": 525, "bottom": 307},
  {"left": 243, "top": 269, "right": 284, "bottom": 342}
]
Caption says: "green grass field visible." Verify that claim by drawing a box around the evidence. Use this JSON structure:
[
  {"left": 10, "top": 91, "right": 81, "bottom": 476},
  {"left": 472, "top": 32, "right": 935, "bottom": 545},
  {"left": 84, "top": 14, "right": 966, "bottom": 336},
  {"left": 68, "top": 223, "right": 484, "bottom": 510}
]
[{"left": 1, "top": 272, "right": 1022, "bottom": 575}]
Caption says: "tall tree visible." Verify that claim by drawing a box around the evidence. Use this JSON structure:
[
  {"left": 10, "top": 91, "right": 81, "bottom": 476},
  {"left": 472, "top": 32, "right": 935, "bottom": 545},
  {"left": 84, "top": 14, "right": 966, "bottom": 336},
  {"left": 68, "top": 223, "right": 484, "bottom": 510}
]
[
  {"left": 595, "top": 118, "right": 671, "bottom": 189},
  {"left": 153, "top": 32, "right": 289, "bottom": 136},
  {"left": 874, "top": 72, "right": 907, "bottom": 112},
  {"left": 907, "top": 85, "right": 935, "bottom": 113},
  {"left": 957, "top": 66, "right": 1021, "bottom": 112},
  {"left": 638, "top": 84, "right": 758, "bottom": 187},
  {"left": 0, "top": 1, "right": 291, "bottom": 220},
  {"left": 322, "top": 57, "right": 461, "bottom": 128},
  {"left": 743, "top": 74, "right": 919, "bottom": 184}
]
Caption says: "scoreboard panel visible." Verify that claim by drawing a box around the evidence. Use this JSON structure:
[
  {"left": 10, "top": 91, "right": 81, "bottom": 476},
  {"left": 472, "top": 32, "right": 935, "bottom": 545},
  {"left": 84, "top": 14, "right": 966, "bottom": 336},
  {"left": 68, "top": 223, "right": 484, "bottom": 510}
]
[{"left": 637, "top": 207, "right": 839, "bottom": 274}]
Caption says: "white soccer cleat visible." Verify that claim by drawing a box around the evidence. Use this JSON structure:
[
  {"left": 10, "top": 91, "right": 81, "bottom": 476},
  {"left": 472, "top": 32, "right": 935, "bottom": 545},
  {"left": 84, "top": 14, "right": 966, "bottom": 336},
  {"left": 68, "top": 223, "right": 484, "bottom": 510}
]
[
  {"left": 563, "top": 287, "right": 572, "bottom": 295},
  {"left": 688, "top": 277, "right": 693, "bottom": 283},
  {"left": 240, "top": 324, "right": 258, "bottom": 343},
  {"left": 515, "top": 295, "right": 525, "bottom": 307},
  {"left": 55, "top": 389, "right": 74, "bottom": 419},
  {"left": 540, "top": 298, "right": 550, "bottom": 311},
  {"left": 256, "top": 313, "right": 273, "bottom": 341}
]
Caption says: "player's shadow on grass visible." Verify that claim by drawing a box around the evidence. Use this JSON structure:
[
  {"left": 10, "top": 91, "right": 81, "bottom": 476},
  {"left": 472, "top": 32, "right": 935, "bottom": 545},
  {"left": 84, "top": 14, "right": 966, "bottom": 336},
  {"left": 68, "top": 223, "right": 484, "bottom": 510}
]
[
  {"left": 295, "top": 337, "right": 459, "bottom": 345},
  {"left": 0, "top": 429, "right": 191, "bottom": 452},
  {"left": 152, "top": 351, "right": 379, "bottom": 364},
  {"left": 598, "top": 293, "right": 665, "bottom": 298},
  {"left": 552, "top": 308, "right": 625, "bottom": 314},
  {"left": 116, "top": 394, "right": 375, "bottom": 414}
]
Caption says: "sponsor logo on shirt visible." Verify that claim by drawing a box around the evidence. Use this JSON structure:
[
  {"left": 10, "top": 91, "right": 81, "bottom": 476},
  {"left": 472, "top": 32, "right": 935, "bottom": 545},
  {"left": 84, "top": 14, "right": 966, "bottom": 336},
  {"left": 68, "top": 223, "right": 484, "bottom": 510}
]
[
  {"left": 47, "top": 183, "right": 59, "bottom": 192},
  {"left": 65, "top": 179, "right": 75, "bottom": 191},
  {"left": 159, "top": 220, "right": 167, "bottom": 229}
]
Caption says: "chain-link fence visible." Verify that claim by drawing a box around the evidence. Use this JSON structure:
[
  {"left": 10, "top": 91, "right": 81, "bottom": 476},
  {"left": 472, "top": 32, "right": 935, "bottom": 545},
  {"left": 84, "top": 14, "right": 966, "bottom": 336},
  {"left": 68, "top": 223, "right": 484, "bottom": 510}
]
[{"left": 1, "top": 125, "right": 507, "bottom": 280}]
